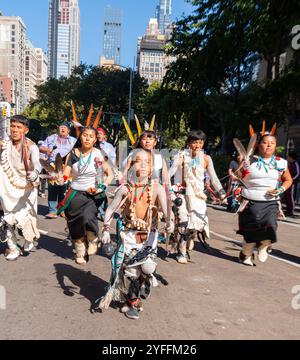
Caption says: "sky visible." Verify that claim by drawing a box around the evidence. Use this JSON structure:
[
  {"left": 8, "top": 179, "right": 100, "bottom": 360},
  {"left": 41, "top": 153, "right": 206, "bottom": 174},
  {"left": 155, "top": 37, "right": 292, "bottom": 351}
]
[{"left": 0, "top": 0, "right": 194, "bottom": 67}]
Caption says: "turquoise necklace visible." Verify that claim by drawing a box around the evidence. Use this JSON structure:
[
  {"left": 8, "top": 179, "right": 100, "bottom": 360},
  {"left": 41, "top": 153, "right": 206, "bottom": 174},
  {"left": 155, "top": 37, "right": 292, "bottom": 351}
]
[{"left": 78, "top": 150, "right": 92, "bottom": 174}]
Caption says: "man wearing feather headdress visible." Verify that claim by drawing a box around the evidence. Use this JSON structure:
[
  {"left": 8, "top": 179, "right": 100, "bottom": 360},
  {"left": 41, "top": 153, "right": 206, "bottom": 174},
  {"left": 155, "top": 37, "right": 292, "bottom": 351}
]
[{"left": 0, "top": 115, "right": 42, "bottom": 261}]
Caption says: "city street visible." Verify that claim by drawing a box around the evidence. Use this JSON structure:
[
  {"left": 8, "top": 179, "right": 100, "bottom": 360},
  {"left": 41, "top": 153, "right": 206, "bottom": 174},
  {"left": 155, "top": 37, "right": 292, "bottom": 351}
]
[{"left": 0, "top": 194, "right": 299, "bottom": 340}]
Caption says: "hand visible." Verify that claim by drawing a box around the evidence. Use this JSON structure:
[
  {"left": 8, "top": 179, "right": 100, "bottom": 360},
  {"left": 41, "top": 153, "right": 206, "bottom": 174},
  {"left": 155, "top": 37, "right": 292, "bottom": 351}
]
[
  {"left": 0, "top": 140, "right": 3, "bottom": 150},
  {"left": 267, "top": 187, "right": 285, "bottom": 197},
  {"left": 27, "top": 169, "right": 39, "bottom": 182},
  {"left": 48, "top": 173, "right": 58, "bottom": 181},
  {"left": 166, "top": 222, "right": 174, "bottom": 234},
  {"left": 101, "top": 230, "right": 111, "bottom": 244},
  {"left": 46, "top": 148, "right": 53, "bottom": 156},
  {"left": 195, "top": 191, "right": 207, "bottom": 201}
]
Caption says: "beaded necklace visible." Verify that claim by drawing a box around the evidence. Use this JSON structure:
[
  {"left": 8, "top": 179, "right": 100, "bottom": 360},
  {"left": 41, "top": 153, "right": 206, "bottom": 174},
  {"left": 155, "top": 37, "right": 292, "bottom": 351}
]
[
  {"left": 126, "top": 180, "right": 154, "bottom": 231},
  {"left": 78, "top": 150, "right": 92, "bottom": 174},
  {"left": 256, "top": 155, "right": 284, "bottom": 173}
]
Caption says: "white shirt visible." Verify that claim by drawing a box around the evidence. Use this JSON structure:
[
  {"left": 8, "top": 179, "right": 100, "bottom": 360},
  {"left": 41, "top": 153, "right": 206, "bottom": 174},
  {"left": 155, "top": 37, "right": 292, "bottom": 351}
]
[
  {"left": 70, "top": 149, "right": 104, "bottom": 192},
  {"left": 242, "top": 156, "right": 287, "bottom": 201},
  {"left": 98, "top": 141, "right": 116, "bottom": 165}
]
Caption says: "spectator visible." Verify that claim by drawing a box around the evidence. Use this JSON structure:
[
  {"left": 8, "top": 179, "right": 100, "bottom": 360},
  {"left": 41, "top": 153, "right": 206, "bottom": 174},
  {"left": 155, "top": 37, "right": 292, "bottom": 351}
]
[
  {"left": 39, "top": 122, "right": 76, "bottom": 218},
  {"left": 285, "top": 151, "right": 300, "bottom": 217}
]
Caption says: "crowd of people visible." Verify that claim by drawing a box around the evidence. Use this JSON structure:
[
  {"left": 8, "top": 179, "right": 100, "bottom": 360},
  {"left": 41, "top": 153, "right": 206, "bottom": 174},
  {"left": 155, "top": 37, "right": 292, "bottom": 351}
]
[{"left": 0, "top": 114, "right": 295, "bottom": 320}]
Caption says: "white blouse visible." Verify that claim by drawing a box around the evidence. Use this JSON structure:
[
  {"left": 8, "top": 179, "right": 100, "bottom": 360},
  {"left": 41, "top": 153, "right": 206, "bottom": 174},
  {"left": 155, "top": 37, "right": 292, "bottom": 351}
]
[
  {"left": 242, "top": 156, "right": 287, "bottom": 201},
  {"left": 69, "top": 148, "right": 104, "bottom": 191}
]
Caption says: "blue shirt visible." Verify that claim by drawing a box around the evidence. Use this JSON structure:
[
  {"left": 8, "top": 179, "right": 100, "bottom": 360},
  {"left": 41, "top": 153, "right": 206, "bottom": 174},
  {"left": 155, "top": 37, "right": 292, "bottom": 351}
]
[{"left": 42, "top": 134, "right": 77, "bottom": 163}]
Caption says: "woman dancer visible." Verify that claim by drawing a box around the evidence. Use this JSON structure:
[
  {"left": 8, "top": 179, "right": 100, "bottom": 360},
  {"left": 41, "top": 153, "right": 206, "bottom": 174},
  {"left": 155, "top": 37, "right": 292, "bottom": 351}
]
[
  {"left": 57, "top": 127, "right": 113, "bottom": 265},
  {"left": 235, "top": 130, "right": 292, "bottom": 266}
]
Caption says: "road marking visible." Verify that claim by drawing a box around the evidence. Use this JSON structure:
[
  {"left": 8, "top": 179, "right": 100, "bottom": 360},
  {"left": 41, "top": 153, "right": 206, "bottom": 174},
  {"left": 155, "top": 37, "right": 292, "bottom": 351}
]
[
  {"left": 210, "top": 230, "right": 300, "bottom": 269},
  {"left": 38, "top": 229, "right": 48, "bottom": 235},
  {"left": 279, "top": 221, "right": 300, "bottom": 229}
]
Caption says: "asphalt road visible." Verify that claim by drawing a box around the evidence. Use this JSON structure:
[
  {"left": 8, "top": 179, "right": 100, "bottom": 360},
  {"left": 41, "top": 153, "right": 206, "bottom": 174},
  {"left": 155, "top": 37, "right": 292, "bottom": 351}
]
[{"left": 0, "top": 196, "right": 300, "bottom": 340}]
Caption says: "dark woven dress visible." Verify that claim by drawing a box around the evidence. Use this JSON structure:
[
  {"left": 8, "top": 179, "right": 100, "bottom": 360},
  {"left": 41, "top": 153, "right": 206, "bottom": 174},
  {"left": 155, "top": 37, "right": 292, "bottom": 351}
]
[
  {"left": 236, "top": 155, "right": 287, "bottom": 244},
  {"left": 61, "top": 150, "right": 107, "bottom": 240}
]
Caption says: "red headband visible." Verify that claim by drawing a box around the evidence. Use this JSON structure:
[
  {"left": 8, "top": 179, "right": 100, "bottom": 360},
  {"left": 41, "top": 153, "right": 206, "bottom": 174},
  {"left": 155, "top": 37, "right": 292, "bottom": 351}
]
[{"left": 97, "top": 128, "right": 106, "bottom": 135}]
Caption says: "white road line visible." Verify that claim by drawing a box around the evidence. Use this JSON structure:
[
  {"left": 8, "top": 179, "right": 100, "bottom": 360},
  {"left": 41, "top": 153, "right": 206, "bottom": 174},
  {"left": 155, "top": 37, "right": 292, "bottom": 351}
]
[
  {"left": 210, "top": 230, "right": 300, "bottom": 269},
  {"left": 278, "top": 221, "right": 300, "bottom": 229}
]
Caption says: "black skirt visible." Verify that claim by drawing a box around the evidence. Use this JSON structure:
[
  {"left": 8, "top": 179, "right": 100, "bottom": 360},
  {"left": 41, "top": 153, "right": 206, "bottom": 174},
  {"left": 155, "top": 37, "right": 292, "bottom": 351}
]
[
  {"left": 237, "top": 200, "right": 279, "bottom": 244},
  {"left": 65, "top": 191, "right": 105, "bottom": 240}
]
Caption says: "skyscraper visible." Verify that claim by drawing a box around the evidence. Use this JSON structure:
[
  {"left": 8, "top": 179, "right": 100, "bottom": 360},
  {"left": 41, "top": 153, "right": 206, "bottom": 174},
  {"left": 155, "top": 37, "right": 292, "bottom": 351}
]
[
  {"left": 102, "top": 6, "right": 122, "bottom": 65},
  {"left": 0, "top": 16, "right": 27, "bottom": 112},
  {"left": 48, "top": 0, "right": 80, "bottom": 79},
  {"left": 137, "top": 18, "right": 176, "bottom": 84},
  {"left": 156, "top": 0, "right": 172, "bottom": 34}
]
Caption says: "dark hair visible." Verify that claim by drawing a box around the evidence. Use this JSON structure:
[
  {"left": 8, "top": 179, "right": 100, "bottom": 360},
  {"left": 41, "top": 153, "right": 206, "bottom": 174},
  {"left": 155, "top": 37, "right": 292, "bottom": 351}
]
[
  {"left": 10, "top": 115, "right": 29, "bottom": 127},
  {"left": 187, "top": 130, "right": 207, "bottom": 145},
  {"left": 136, "top": 130, "right": 158, "bottom": 149},
  {"left": 73, "top": 126, "right": 97, "bottom": 148},
  {"left": 257, "top": 133, "right": 277, "bottom": 144},
  {"left": 288, "top": 151, "right": 297, "bottom": 160}
]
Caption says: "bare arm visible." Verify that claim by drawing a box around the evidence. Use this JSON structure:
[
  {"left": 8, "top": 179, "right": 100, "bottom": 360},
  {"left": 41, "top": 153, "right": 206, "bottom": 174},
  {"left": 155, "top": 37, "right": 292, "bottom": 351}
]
[
  {"left": 267, "top": 168, "right": 293, "bottom": 196},
  {"left": 103, "top": 185, "right": 129, "bottom": 230},
  {"left": 281, "top": 168, "right": 293, "bottom": 190},
  {"left": 205, "top": 155, "right": 224, "bottom": 194}
]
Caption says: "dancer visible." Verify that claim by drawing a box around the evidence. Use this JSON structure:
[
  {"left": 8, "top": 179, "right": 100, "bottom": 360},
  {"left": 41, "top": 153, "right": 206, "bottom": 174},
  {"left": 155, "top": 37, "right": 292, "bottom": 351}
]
[
  {"left": 235, "top": 124, "right": 292, "bottom": 266},
  {"left": 0, "top": 115, "right": 41, "bottom": 260},
  {"left": 98, "top": 148, "right": 173, "bottom": 320},
  {"left": 169, "top": 130, "right": 226, "bottom": 264},
  {"left": 57, "top": 126, "right": 113, "bottom": 265}
]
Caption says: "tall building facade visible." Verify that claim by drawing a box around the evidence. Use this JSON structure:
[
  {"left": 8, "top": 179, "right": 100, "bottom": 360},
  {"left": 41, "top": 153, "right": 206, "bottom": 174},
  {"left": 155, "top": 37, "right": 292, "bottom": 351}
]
[
  {"left": 0, "top": 76, "right": 14, "bottom": 104},
  {"left": 102, "top": 6, "right": 122, "bottom": 65},
  {"left": 156, "top": 0, "right": 172, "bottom": 34},
  {"left": 0, "top": 16, "right": 27, "bottom": 112},
  {"left": 35, "top": 48, "right": 48, "bottom": 86},
  {"left": 48, "top": 0, "right": 80, "bottom": 79},
  {"left": 137, "top": 18, "right": 175, "bottom": 84},
  {"left": 25, "top": 39, "right": 38, "bottom": 102}
]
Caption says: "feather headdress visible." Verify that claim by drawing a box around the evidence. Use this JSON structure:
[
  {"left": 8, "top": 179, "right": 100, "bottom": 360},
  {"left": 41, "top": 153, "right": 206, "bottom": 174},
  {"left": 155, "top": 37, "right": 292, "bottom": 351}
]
[{"left": 122, "top": 114, "right": 156, "bottom": 146}]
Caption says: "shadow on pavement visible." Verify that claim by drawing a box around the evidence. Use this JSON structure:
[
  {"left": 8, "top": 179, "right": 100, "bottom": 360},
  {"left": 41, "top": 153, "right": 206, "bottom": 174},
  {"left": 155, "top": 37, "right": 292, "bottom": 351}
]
[
  {"left": 38, "top": 204, "right": 49, "bottom": 216},
  {"left": 193, "top": 239, "right": 240, "bottom": 264},
  {"left": 54, "top": 263, "right": 109, "bottom": 309},
  {"left": 269, "top": 249, "right": 300, "bottom": 265},
  {"left": 37, "top": 234, "right": 74, "bottom": 260}
]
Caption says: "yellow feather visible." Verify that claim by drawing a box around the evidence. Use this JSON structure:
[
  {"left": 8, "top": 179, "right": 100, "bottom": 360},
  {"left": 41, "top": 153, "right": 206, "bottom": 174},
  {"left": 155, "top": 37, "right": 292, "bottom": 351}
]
[
  {"left": 134, "top": 115, "right": 142, "bottom": 137},
  {"left": 149, "top": 115, "right": 156, "bottom": 131},
  {"left": 122, "top": 116, "right": 136, "bottom": 145}
]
